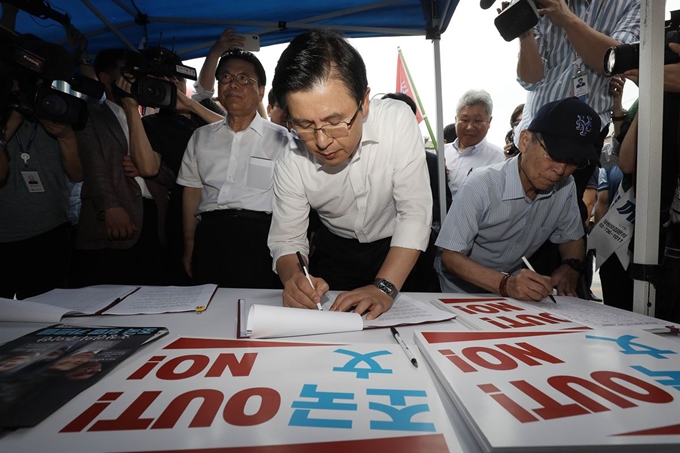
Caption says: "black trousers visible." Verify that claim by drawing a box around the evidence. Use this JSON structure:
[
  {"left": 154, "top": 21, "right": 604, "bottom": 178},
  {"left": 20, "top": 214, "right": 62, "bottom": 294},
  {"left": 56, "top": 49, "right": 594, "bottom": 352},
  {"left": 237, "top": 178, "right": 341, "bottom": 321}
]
[
  {"left": 309, "top": 224, "right": 425, "bottom": 291},
  {"left": 191, "top": 210, "right": 282, "bottom": 289},
  {"left": 72, "top": 198, "right": 166, "bottom": 287},
  {"left": 0, "top": 222, "right": 71, "bottom": 299}
]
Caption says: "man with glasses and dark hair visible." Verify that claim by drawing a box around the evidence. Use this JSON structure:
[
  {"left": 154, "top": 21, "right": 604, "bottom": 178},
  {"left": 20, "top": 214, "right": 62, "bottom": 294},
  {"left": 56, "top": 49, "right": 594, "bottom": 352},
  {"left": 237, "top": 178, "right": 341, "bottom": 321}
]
[
  {"left": 268, "top": 29, "right": 432, "bottom": 320},
  {"left": 177, "top": 49, "right": 288, "bottom": 289},
  {"left": 435, "top": 98, "right": 599, "bottom": 301}
]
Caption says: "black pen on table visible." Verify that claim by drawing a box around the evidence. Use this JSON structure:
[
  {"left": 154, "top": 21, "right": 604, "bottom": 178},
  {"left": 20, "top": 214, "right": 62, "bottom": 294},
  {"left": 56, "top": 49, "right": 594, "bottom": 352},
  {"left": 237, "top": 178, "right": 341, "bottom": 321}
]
[
  {"left": 296, "top": 251, "right": 323, "bottom": 311},
  {"left": 521, "top": 256, "right": 557, "bottom": 303},
  {"left": 390, "top": 327, "right": 418, "bottom": 368}
]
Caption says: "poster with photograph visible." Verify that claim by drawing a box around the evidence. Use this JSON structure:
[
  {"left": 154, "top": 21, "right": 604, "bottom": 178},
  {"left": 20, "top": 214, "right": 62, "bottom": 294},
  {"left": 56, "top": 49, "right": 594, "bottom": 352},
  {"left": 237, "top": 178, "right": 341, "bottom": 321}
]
[{"left": 0, "top": 325, "right": 167, "bottom": 428}]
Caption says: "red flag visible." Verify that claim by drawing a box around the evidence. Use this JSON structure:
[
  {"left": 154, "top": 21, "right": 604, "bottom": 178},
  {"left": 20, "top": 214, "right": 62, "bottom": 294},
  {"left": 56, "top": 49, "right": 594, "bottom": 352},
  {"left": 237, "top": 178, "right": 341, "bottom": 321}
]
[{"left": 396, "top": 53, "right": 423, "bottom": 123}]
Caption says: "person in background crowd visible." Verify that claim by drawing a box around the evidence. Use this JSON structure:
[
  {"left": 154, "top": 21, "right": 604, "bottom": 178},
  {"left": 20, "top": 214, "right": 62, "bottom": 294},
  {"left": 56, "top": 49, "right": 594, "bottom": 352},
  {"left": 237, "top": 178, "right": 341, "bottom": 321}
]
[
  {"left": 0, "top": 4, "right": 83, "bottom": 299},
  {"left": 267, "top": 88, "right": 288, "bottom": 128},
  {"left": 504, "top": 103, "right": 524, "bottom": 158},
  {"left": 444, "top": 89, "right": 504, "bottom": 199},
  {"left": 73, "top": 49, "right": 175, "bottom": 287},
  {"left": 177, "top": 50, "right": 288, "bottom": 289}
]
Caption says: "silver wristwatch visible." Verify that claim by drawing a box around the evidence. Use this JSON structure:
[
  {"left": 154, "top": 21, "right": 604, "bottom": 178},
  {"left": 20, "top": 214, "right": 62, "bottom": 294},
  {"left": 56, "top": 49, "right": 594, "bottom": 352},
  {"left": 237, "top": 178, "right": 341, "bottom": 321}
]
[{"left": 373, "top": 278, "right": 398, "bottom": 300}]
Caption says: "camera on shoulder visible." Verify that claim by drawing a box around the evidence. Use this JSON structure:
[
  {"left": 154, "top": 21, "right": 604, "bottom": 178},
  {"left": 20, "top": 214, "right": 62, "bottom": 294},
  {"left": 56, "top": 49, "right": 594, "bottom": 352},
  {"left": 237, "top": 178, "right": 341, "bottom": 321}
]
[
  {"left": 117, "top": 48, "right": 197, "bottom": 109},
  {"left": 0, "top": 27, "right": 104, "bottom": 130}
]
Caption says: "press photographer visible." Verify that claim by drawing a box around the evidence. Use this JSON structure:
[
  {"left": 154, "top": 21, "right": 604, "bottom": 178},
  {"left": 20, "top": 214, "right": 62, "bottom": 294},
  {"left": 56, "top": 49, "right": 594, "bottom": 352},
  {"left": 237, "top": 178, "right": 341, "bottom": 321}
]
[
  {"left": 1, "top": 2, "right": 84, "bottom": 300},
  {"left": 116, "top": 49, "right": 197, "bottom": 109},
  {"left": 604, "top": 9, "right": 680, "bottom": 76},
  {"left": 71, "top": 46, "right": 222, "bottom": 288},
  {"left": 0, "top": 26, "right": 103, "bottom": 131}
]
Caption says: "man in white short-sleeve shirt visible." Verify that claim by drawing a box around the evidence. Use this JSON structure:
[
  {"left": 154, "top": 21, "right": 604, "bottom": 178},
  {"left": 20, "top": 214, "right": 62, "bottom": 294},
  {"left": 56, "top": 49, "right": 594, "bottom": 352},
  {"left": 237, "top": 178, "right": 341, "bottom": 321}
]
[{"left": 177, "top": 50, "right": 289, "bottom": 289}]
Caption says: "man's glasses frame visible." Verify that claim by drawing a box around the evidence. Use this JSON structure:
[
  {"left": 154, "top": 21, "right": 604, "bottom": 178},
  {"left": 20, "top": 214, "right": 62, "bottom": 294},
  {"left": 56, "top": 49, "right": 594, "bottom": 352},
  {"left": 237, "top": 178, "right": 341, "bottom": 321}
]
[
  {"left": 533, "top": 132, "right": 590, "bottom": 170},
  {"left": 216, "top": 72, "right": 259, "bottom": 86},
  {"left": 291, "top": 105, "right": 362, "bottom": 142}
]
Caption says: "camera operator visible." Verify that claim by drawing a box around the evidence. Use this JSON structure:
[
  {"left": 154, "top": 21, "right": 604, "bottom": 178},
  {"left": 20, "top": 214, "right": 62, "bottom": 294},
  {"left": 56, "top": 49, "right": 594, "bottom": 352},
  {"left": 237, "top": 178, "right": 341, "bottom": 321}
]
[
  {"left": 139, "top": 48, "right": 225, "bottom": 284},
  {"left": 510, "top": 1, "right": 640, "bottom": 135},
  {"left": 616, "top": 43, "right": 680, "bottom": 322},
  {"left": 0, "top": 3, "right": 84, "bottom": 299},
  {"left": 72, "top": 49, "right": 175, "bottom": 287}
]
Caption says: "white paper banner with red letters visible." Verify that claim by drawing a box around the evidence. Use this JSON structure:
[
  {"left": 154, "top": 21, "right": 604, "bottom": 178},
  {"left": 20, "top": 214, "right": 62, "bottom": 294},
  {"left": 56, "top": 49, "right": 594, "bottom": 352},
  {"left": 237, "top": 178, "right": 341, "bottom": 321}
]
[
  {"left": 0, "top": 337, "right": 463, "bottom": 453},
  {"left": 415, "top": 329, "right": 680, "bottom": 452}
]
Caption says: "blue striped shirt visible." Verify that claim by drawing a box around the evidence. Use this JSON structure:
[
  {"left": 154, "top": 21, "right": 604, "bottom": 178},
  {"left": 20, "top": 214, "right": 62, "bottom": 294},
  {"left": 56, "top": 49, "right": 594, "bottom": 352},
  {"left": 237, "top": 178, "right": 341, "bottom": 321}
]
[
  {"left": 435, "top": 157, "right": 583, "bottom": 293},
  {"left": 515, "top": 0, "right": 640, "bottom": 137}
]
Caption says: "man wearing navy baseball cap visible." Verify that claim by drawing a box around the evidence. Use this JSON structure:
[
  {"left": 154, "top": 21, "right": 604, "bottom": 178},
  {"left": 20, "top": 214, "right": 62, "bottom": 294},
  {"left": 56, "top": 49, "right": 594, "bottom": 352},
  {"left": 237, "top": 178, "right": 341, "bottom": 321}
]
[{"left": 435, "top": 98, "right": 598, "bottom": 301}]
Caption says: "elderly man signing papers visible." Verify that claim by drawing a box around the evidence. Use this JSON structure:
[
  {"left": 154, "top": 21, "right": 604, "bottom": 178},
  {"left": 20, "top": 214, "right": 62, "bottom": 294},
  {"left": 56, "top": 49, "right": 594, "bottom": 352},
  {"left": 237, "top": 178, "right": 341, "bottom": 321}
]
[
  {"left": 436, "top": 98, "right": 600, "bottom": 301},
  {"left": 268, "top": 29, "right": 432, "bottom": 319}
]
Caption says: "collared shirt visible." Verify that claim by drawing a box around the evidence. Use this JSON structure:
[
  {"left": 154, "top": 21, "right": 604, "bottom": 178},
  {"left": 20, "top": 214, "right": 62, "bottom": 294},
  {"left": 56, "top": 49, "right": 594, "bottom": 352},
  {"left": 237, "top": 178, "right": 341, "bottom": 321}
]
[
  {"left": 177, "top": 113, "right": 290, "bottom": 214},
  {"left": 514, "top": 0, "right": 640, "bottom": 139},
  {"left": 444, "top": 137, "right": 504, "bottom": 199},
  {"left": 435, "top": 156, "right": 583, "bottom": 293},
  {"left": 268, "top": 98, "right": 432, "bottom": 266},
  {"left": 104, "top": 99, "right": 152, "bottom": 199}
]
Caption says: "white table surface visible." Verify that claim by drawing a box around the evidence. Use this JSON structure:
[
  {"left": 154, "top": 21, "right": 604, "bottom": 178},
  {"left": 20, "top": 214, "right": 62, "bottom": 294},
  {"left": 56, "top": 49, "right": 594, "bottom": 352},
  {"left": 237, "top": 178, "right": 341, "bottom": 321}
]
[{"left": 0, "top": 288, "right": 677, "bottom": 453}]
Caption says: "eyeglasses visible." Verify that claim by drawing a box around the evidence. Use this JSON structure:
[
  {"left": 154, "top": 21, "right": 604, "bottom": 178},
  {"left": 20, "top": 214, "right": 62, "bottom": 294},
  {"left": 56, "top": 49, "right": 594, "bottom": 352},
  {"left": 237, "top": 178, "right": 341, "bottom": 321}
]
[
  {"left": 216, "top": 72, "right": 259, "bottom": 86},
  {"left": 291, "top": 105, "right": 362, "bottom": 142},
  {"left": 535, "top": 135, "right": 590, "bottom": 170}
]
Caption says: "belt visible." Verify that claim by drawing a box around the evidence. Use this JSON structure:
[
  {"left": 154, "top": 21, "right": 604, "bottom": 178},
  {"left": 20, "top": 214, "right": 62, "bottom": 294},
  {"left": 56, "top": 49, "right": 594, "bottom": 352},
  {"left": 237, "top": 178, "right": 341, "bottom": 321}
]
[{"left": 201, "top": 209, "right": 272, "bottom": 222}]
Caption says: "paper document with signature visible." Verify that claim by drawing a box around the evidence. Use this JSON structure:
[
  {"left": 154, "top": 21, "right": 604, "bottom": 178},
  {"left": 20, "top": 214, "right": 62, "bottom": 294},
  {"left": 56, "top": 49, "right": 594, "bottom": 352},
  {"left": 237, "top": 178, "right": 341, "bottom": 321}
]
[{"left": 238, "top": 292, "right": 456, "bottom": 339}]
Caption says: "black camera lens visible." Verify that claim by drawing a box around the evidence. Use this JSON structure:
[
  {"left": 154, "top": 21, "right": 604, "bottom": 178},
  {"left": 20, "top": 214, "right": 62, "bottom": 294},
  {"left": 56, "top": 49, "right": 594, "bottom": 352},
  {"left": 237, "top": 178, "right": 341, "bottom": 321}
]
[
  {"left": 603, "top": 42, "right": 639, "bottom": 76},
  {"left": 39, "top": 92, "right": 69, "bottom": 117},
  {"left": 133, "top": 77, "right": 176, "bottom": 108}
]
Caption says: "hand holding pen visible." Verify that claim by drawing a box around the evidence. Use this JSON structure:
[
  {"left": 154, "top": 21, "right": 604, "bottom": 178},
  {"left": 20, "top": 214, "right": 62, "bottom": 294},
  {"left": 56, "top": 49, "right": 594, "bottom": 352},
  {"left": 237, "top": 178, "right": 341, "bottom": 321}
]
[
  {"left": 295, "top": 252, "right": 323, "bottom": 311},
  {"left": 520, "top": 257, "right": 557, "bottom": 303}
]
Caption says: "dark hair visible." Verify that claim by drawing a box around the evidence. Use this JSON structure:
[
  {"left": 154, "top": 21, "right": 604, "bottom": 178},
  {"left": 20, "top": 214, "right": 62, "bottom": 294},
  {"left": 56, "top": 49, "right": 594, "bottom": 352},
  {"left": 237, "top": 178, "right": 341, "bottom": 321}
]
[
  {"left": 215, "top": 49, "right": 266, "bottom": 86},
  {"left": 272, "top": 29, "right": 367, "bottom": 112},
  {"left": 510, "top": 103, "right": 525, "bottom": 126},
  {"left": 94, "top": 48, "right": 127, "bottom": 78},
  {"left": 267, "top": 88, "right": 276, "bottom": 106},
  {"left": 382, "top": 92, "right": 417, "bottom": 115},
  {"left": 443, "top": 123, "right": 457, "bottom": 143}
]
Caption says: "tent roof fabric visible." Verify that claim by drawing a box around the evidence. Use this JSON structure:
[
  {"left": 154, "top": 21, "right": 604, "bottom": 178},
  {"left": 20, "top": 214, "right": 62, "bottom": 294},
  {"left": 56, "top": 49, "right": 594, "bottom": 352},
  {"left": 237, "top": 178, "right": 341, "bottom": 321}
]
[{"left": 11, "top": 0, "right": 460, "bottom": 60}]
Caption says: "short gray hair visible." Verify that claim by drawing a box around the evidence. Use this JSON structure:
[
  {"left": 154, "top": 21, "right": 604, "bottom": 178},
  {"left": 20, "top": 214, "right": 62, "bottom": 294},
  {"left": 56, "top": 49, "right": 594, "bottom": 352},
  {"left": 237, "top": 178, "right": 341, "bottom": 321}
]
[{"left": 456, "top": 89, "right": 493, "bottom": 117}]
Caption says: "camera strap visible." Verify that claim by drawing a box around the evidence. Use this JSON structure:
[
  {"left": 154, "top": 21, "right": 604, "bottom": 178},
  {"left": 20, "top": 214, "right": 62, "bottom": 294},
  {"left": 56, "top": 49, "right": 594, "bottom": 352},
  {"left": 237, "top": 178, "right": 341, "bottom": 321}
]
[{"left": 15, "top": 122, "right": 39, "bottom": 167}]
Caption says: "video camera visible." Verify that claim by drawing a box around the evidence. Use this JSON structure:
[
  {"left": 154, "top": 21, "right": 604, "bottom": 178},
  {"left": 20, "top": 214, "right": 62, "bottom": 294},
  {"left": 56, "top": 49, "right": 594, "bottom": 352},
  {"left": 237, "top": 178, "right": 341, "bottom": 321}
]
[
  {"left": 490, "top": 0, "right": 542, "bottom": 42},
  {"left": 118, "top": 48, "right": 197, "bottom": 109},
  {"left": 0, "top": 26, "right": 103, "bottom": 130},
  {"left": 603, "top": 10, "right": 680, "bottom": 76}
]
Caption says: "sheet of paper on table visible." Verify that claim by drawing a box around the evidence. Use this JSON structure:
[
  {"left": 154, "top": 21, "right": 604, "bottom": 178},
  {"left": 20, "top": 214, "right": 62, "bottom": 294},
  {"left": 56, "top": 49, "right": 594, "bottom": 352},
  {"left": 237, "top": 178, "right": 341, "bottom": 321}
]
[{"left": 239, "top": 292, "right": 456, "bottom": 339}]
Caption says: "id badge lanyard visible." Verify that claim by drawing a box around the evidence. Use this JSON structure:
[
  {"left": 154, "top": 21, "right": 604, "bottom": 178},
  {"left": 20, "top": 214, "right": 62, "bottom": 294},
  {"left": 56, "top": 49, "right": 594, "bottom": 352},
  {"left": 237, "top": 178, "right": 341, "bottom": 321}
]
[
  {"left": 15, "top": 122, "right": 39, "bottom": 167},
  {"left": 572, "top": 56, "right": 590, "bottom": 102}
]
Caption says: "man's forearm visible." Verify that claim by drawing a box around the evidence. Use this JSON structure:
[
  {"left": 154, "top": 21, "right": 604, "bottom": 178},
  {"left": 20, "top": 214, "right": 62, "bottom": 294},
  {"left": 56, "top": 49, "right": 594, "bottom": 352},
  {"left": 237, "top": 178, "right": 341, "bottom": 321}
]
[
  {"left": 125, "top": 103, "right": 161, "bottom": 177},
  {"left": 517, "top": 33, "right": 544, "bottom": 84},
  {"left": 558, "top": 238, "right": 585, "bottom": 262},
  {"left": 187, "top": 98, "right": 224, "bottom": 124},
  {"left": 182, "top": 186, "right": 202, "bottom": 253},
  {"left": 441, "top": 249, "right": 505, "bottom": 294},
  {"left": 375, "top": 246, "right": 421, "bottom": 290},
  {"left": 56, "top": 131, "right": 84, "bottom": 182},
  {"left": 562, "top": 16, "right": 621, "bottom": 76}
]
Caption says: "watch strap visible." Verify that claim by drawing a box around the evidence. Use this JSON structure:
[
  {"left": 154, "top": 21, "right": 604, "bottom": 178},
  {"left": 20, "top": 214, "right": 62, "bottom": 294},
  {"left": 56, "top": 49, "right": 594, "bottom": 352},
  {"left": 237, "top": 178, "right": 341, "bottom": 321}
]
[
  {"left": 561, "top": 258, "right": 584, "bottom": 274},
  {"left": 373, "top": 278, "right": 398, "bottom": 300}
]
